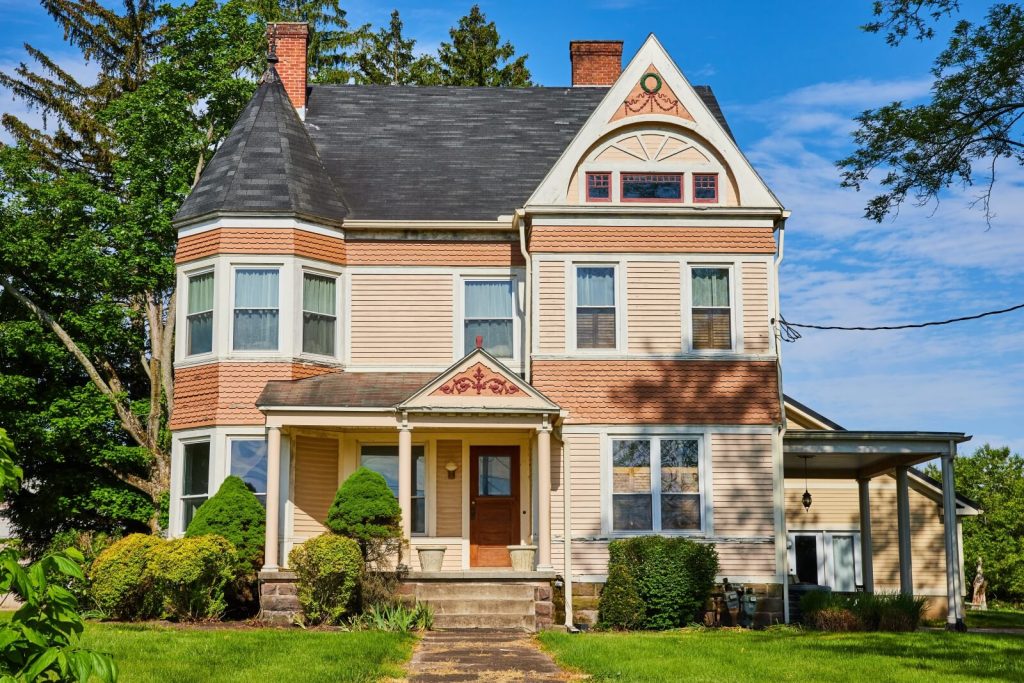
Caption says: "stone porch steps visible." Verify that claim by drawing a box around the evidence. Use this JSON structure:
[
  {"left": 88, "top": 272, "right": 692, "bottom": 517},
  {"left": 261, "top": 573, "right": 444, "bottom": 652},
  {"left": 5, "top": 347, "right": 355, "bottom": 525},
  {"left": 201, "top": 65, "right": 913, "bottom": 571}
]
[{"left": 405, "top": 580, "right": 549, "bottom": 631}]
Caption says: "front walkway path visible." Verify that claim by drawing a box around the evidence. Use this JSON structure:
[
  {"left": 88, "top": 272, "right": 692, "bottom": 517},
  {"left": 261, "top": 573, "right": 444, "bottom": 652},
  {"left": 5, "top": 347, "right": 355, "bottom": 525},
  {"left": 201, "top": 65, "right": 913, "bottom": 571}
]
[{"left": 407, "top": 630, "right": 574, "bottom": 682}]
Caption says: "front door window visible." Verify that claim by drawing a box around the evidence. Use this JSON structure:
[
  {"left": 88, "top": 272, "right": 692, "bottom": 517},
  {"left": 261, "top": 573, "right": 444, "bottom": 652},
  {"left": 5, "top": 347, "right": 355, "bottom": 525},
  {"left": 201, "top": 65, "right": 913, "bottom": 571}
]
[{"left": 469, "top": 446, "right": 520, "bottom": 567}]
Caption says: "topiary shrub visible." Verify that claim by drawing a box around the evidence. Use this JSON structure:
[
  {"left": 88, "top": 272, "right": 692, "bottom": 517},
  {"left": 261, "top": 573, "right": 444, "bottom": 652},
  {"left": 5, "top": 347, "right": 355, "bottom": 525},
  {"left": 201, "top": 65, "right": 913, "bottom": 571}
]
[
  {"left": 186, "top": 476, "right": 265, "bottom": 571},
  {"left": 288, "top": 534, "right": 363, "bottom": 625},
  {"left": 148, "top": 535, "right": 237, "bottom": 621},
  {"left": 325, "top": 467, "right": 402, "bottom": 558},
  {"left": 89, "top": 533, "right": 162, "bottom": 620},
  {"left": 598, "top": 536, "right": 719, "bottom": 630},
  {"left": 597, "top": 561, "right": 645, "bottom": 630}
]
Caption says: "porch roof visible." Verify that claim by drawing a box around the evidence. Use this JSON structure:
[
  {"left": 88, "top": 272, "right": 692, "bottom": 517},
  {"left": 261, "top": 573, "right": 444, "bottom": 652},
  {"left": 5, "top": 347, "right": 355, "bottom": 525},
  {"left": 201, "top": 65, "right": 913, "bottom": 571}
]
[
  {"left": 783, "top": 429, "right": 971, "bottom": 480},
  {"left": 257, "top": 371, "right": 437, "bottom": 409}
]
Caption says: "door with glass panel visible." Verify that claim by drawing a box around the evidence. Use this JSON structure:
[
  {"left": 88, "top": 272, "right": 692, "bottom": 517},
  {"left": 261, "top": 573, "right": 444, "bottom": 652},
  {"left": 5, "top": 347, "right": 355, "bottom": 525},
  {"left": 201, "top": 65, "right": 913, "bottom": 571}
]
[{"left": 469, "top": 446, "right": 520, "bottom": 567}]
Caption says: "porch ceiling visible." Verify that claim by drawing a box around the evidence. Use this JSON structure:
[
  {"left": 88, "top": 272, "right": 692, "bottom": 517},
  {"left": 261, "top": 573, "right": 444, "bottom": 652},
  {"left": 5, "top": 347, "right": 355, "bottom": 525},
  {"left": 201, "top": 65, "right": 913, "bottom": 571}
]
[{"left": 783, "top": 430, "right": 970, "bottom": 479}]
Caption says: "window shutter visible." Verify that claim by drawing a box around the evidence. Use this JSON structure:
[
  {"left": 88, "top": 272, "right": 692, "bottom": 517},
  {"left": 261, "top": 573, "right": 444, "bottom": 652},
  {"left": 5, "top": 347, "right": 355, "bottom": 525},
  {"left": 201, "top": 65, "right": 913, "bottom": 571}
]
[
  {"left": 577, "top": 308, "right": 616, "bottom": 349},
  {"left": 693, "top": 309, "right": 731, "bottom": 350}
]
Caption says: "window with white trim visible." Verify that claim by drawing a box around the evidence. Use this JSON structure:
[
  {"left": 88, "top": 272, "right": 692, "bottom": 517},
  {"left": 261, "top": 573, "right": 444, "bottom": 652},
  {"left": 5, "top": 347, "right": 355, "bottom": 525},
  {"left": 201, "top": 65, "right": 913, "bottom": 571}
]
[
  {"left": 181, "top": 441, "right": 210, "bottom": 530},
  {"left": 302, "top": 272, "right": 337, "bottom": 356},
  {"left": 360, "top": 445, "right": 426, "bottom": 534},
  {"left": 229, "top": 438, "right": 268, "bottom": 506},
  {"left": 575, "top": 266, "right": 616, "bottom": 349},
  {"left": 691, "top": 267, "right": 732, "bottom": 350},
  {"left": 463, "top": 279, "right": 514, "bottom": 357},
  {"left": 186, "top": 271, "right": 214, "bottom": 356},
  {"left": 612, "top": 437, "right": 701, "bottom": 532},
  {"left": 788, "top": 531, "right": 863, "bottom": 591},
  {"left": 233, "top": 268, "right": 279, "bottom": 351}
]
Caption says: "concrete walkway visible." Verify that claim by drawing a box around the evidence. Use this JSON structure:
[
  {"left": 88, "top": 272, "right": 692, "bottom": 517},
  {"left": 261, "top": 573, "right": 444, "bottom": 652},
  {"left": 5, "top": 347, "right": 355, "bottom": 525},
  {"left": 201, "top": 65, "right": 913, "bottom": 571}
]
[{"left": 407, "top": 630, "right": 573, "bottom": 682}]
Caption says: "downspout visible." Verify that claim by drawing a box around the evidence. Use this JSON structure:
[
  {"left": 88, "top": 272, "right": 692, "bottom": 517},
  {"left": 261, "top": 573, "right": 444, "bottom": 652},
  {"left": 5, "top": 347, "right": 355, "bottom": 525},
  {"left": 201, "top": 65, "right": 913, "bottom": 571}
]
[
  {"left": 773, "top": 214, "right": 790, "bottom": 624},
  {"left": 516, "top": 209, "right": 532, "bottom": 382},
  {"left": 562, "top": 433, "right": 575, "bottom": 631}
]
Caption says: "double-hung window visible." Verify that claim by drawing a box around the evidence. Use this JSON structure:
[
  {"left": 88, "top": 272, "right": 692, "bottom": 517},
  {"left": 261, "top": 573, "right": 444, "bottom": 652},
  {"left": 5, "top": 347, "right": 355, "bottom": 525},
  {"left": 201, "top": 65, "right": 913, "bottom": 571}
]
[
  {"left": 611, "top": 437, "right": 701, "bottom": 533},
  {"left": 229, "top": 439, "right": 268, "bottom": 506},
  {"left": 233, "top": 268, "right": 279, "bottom": 351},
  {"left": 463, "top": 279, "right": 514, "bottom": 357},
  {"left": 575, "top": 266, "right": 616, "bottom": 349},
  {"left": 691, "top": 267, "right": 732, "bottom": 350},
  {"left": 181, "top": 441, "right": 210, "bottom": 529},
  {"left": 302, "top": 273, "right": 337, "bottom": 356},
  {"left": 360, "top": 445, "right": 426, "bottom": 534},
  {"left": 186, "top": 271, "right": 214, "bottom": 356}
]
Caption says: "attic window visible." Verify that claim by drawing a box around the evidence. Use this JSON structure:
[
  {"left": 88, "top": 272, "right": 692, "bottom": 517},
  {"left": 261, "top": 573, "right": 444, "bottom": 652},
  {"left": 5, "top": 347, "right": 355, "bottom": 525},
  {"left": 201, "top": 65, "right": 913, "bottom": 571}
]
[
  {"left": 693, "top": 173, "right": 719, "bottom": 203},
  {"left": 621, "top": 173, "right": 682, "bottom": 202},
  {"left": 586, "top": 172, "right": 611, "bottom": 202}
]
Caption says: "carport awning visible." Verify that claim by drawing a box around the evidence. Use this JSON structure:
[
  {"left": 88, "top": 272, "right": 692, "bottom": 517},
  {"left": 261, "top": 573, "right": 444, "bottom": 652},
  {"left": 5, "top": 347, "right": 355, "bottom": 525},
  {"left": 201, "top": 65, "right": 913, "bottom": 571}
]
[{"left": 783, "top": 430, "right": 971, "bottom": 479}]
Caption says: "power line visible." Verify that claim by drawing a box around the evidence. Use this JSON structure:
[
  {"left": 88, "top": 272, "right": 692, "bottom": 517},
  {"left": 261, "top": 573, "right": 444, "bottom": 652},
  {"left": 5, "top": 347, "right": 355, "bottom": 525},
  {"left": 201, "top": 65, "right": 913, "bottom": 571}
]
[{"left": 776, "top": 302, "right": 1024, "bottom": 342}]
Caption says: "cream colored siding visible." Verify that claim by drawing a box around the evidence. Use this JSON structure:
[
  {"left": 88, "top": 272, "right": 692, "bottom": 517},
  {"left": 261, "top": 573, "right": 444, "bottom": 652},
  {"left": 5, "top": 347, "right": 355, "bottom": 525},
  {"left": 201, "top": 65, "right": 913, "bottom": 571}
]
[
  {"left": 627, "top": 261, "right": 682, "bottom": 353},
  {"left": 741, "top": 261, "right": 771, "bottom": 353},
  {"left": 712, "top": 433, "right": 775, "bottom": 537},
  {"left": 349, "top": 273, "right": 453, "bottom": 365},
  {"left": 537, "top": 261, "right": 566, "bottom": 353},
  {"left": 409, "top": 539, "right": 464, "bottom": 571},
  {"left": 435, "top": 440, "right": 463, "bottom": 537},
  {"left": 717, "top": 542, "right": 776, "bottom": 577},
  {"left": 552, "top": 435, "right": 609, "bottom": 576},
  {"left": 292, "top": 435, "right": 339, "bottom": 542}
]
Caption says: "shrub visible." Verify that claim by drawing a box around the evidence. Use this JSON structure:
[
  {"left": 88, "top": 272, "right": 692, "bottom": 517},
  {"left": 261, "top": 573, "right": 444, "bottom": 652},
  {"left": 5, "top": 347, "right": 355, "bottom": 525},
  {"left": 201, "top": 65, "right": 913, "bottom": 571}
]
[
  {"left": 800, "top": 590, "right": 927, "bottom": 632},
  {"left": 186, "top": 475, "right": 265, "bottom": 571},
  {"left": 289, "top": 534, "right": 363, "bottom": 625},
  {"left": 89, "top": 533, "right": 162, "bottom": 620},
  {"left": 807, "top": 606, "right": 861, "bottom": 632},
  {"left": 598, "top": 536, "right": 718, "bottom": 630},
  {"left": 48, "top": 529, "right": 119, "bottom": 610},
  {"left": 326, "top": 467, "right": 402, "bottom": 559},
  {"left": 147, "top": 535, "right": 237, "bottom": 621},
  {"left": 351, "top": 601, "right": 433, "bottom": 632}
]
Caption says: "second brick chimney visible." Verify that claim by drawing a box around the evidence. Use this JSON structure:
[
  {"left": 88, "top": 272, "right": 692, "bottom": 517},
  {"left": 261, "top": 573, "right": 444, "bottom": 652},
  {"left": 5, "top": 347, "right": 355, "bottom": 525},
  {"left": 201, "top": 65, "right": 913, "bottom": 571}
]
[
  {"left": 570, "top": 40, "right": 623, "bottom": 87},
  {"left": 268, "top": 22, "right": 308, "bottom": 112}
]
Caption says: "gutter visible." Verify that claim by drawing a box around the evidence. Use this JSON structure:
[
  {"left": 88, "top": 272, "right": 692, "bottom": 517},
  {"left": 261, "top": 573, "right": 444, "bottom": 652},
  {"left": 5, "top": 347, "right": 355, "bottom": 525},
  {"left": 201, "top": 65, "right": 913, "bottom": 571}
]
[{"left": 516, "top": 209, "right": 532, "bottom": 382}]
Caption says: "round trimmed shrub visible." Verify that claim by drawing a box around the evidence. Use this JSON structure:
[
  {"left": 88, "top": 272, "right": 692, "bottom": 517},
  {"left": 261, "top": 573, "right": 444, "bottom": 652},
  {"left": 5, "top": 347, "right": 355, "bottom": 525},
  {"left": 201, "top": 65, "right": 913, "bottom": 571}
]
[
  {"left": 288, "top": 534, "right": 363, "bottom": 625},
  {"left": 89, "top": 533, "right": 161, "bottom": 620},
  {"left": 148, "top": 534, "right": 237, "bottom": 621},
  {"left": 325, "top": 467, "right": 401, "bottom": 556},
  {"left": 186, "top": 475, "right": 265, "bottom": 571}
]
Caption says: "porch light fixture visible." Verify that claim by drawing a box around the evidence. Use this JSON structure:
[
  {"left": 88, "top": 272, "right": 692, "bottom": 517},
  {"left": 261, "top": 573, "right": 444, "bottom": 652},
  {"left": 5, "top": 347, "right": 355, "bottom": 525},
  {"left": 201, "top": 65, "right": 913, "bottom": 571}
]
[
  {"left": 800, "top": 455, "right": 814, "bottom": 511},
  {"left": 445, "top": 461, "right": 458, "bottom": 479}
]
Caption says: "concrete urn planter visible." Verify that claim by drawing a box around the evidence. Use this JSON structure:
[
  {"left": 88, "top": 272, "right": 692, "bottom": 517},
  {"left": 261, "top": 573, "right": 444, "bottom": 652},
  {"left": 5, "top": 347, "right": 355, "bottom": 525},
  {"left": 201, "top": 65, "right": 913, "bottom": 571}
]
[
  {"left": 416, "top": 545, "right": 446, "bottom": 572},
  {"left": 507, "top": 545, "right": 537, "bottom": 572}
]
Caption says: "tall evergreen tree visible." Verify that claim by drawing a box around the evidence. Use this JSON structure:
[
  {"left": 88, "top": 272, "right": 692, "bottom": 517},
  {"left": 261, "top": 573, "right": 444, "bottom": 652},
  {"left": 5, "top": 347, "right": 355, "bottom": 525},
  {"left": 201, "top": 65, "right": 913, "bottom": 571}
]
[
  {"left": 356, "top": 10, "right": 439, "bottom": 85},
  {"left": 437, "top": 5, "right": 531, "bottom": 87},
  {"left": 254, "top": 0, "right": 369, "bottom": 83}
]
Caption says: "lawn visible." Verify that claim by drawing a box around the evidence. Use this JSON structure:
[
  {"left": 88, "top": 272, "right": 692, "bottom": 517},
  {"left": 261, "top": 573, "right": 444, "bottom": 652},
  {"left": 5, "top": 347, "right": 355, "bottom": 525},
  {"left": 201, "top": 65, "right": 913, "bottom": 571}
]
[
  {"left": 538, "top": 627, "right": 1024, "bottom": 682},
  {"left": 79, "top": 621, "right": 414, "bottom": 683},
  {"left": 965, "top": 607, "right": 1024, "bottom": 630}
]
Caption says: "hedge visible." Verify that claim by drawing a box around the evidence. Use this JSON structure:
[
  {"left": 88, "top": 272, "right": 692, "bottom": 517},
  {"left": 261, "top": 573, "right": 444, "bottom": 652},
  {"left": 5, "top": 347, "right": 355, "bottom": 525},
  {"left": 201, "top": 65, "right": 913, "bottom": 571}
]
[
  {"left": 89, "top": 534, "right": 162, "bottom": 620},
  {"left": 289, "top": 534, "right": 363, "bottom": 625}
]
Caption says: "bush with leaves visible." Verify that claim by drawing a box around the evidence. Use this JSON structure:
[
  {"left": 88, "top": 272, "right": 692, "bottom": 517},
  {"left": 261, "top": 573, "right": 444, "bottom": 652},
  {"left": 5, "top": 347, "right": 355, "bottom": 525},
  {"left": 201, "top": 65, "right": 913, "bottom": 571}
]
[
  {"left": 326, "top": 467, "right": 402, "bottom": 555},
  {"left": 799, "top": 590, "right": 928, "bottom": 632},
  {"left": 148, "top": 535, "right": 237, "bottom": 622},
  {"left": 186, "top": 476, "right": 265, "bottom": 571},
  {"left": 597, "top": 561, "right": 645, "bottom": 630},
  {"left": 288, "top": 534, "right": 363, "bottom": 625},
  {"left": 47, "top": 529, "right": 120, "bottom": 610},
  {"left": 350, "top": 601, "right": 433, "bottom": 632},
  {"left": 89, "top": 534, "right": 161, "bottom": 621}
]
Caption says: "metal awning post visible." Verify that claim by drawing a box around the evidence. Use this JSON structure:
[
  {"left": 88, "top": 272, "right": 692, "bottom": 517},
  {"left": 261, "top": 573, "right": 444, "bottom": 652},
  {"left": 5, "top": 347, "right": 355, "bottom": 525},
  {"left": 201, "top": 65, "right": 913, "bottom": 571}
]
[{"left": 942, "top": 440, "right": 967, "bottom": 631}]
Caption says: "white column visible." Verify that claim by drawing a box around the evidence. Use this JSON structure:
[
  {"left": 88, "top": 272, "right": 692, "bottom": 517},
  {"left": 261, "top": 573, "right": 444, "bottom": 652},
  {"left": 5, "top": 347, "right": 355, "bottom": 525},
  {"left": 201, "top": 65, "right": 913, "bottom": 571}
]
[
  {"left": 537, "top": 417, "right": 553, "bottom": 571},
  {"left": 942, "top": 442, "right": 966, "bottom": 630},
  {"left": 262, "top": 426, "right": 282, "bottom": 572},
  {"left": 895, "top": 465, "right": 913, "bottom": 596},
  {"left": 857, "top": 477, "right": 874, "bottom": 593},
  {"left": 398, "top": 421, "right": 412, "bottom": 541}
]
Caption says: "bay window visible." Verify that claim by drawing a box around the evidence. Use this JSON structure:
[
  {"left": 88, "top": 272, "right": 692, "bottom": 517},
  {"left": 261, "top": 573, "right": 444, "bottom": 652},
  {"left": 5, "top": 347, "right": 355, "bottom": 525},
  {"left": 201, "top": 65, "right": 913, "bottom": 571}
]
[
  {"left": 233, "top": 268, "right": 279, "bottom": 351},
  {"left": 186, "top": 271, "right": 214, "bottom": 356},
  {"left": 464, "top": 279, "right": 514, "bottom": 357},
  {"left": 691, "top": 267, "right": 732, "bottom": 350},
  {"left": 575, "top": 266, "right": 616, "bottom": 349},
  {"left": 612, "top": 437, "right": 702, "bottom": 533},
  {"left": 302, "top": 272, "right": 337, "bottom": 356},
  {"left": 229, "top": 438, "right": 268, "bottom": 506},
  {"left": 181, "top": 441, "right": 210, "bottom": 529},
  {"left": 360, "top": 445, "right": 426, "bottom": 534}
]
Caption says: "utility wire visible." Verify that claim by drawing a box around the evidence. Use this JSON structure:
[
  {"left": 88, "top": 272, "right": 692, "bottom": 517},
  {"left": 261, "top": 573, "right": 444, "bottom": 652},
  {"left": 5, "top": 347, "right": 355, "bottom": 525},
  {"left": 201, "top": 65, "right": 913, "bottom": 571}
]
[{"left": 776, "top": 302, "right": 1024, "bottom": 343}]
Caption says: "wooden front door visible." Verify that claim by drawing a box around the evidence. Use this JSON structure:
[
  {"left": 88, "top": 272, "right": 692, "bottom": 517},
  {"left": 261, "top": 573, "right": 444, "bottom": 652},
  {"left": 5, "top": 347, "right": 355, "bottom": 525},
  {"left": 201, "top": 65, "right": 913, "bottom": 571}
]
[{"left": 469, "top": 445, "right": 520, "bottom": 567}]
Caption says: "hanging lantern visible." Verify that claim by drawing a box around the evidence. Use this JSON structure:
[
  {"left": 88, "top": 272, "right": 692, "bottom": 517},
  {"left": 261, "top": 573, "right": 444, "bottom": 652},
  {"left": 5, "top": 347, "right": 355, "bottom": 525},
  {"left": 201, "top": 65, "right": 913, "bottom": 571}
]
[{"left": 800, "top": 455, "right": 813, "bottom": 511}]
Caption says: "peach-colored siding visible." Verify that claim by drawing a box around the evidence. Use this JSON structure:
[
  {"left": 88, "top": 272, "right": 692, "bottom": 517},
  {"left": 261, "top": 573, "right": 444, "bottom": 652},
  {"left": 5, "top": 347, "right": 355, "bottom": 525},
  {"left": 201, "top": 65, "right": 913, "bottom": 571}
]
[
  {"left": 712, "top": 433, "right": 775, "bottom": 537},
  {"left": 741, "top": 262, "right": 771, "bottom": 353},
  {"left": 627, "top": 261, "right": 682, "bottom": 353},
  {"left": 537, "top": 261, "right": 566, "bottom": 353},
  {"left": 349, "top": 274, "right": 454, "bottom": 365},
  {"left": 175, "top": 228, "right": 344, "bottom": 264},
  {"left": 435, "top": 440, "right": 463, "bottom": 537},
  {"left": 346, "top": 240, "right": 523, "bottom": 267},
  {"left": 530, "top": 227, "right": 776, "bottom": 253},
  {"left": 292, "top": 435, "right": 339, "bottom": 543}
]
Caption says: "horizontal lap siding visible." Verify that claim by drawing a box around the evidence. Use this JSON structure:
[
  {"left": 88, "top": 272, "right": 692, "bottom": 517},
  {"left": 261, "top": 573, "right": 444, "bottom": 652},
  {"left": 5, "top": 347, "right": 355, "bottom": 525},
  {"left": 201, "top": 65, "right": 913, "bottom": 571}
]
[
  {"left": 717, "top": 542, "right": 776, "bottom": 577},
  {"left": 346, "top": 240, "right": 523, "bottom": 266},
  {"left": 529, "top": 226, "right": 776, "bottom": 253},
  {"left": 627, "top": 262, "right": 682, "bottom": 354},
  {"left": 537, "top": 261, "right": 566, "bottom": 353},
  {"left": 712, "top": 434, "right": 775, "bottom": 537},
  {"left": 741, "top": 262, "right": 771, "bottom": 354},
  {"left": 435, "top": 440, "right": 463, "bottom": 537},
  {"left": 551, "top": 433, "right": 609, "bottom": 577},
  {"left": 292, "top": 436, "right": 339, "bottom": 543},
  {"left": 349, "top": 274, "right": 453, "bottom": 365},
  {"left": 175, "top": 228, "right": 344, "bottom": 264}
]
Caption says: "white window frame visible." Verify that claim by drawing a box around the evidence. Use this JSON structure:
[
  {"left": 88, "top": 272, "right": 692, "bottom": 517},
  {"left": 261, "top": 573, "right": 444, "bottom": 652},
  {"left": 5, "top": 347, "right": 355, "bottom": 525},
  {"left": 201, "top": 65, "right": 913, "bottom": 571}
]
[
  {"left": 227, "top": 436, "right": 269, "bottom": 505},
  {"left": 787, "top": 531, "right": 863, "bottom": 590},
  {"left": 570, "top": 262, "right": 623, "bottom": 354},
  {"left": 358, "top": 443, "right": 428, "bottom": 537},
  {"left": 229, "top": 265, "right": 282, "bottom": 353},
  {"left": 184, "top": 267, "right": 215, "bottom": 359},
  {"left": 685, "top": 263, "right": 737, "bottom": 354},
  {"left": 179, "top": 437, "right": 212, "bottom": 532},
  {"left": 458, "top": 275, "right": 520, "bottom": 361},
  {"left": 603, "top": 434, "right": 707, "bottom": 536},
  {"left": 299, "top": 267, "right": 341, "bottom": 360}
]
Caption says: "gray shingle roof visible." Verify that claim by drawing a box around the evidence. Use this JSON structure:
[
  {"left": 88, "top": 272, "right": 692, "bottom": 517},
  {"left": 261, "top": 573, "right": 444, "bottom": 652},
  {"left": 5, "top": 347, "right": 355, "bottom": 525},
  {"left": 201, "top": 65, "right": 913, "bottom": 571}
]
[
  {"left": 174, "top": 68, "right": 347, "bottom": 225},
  {"left": 257, "top": 371, "right": 437, "bottom": 408}
]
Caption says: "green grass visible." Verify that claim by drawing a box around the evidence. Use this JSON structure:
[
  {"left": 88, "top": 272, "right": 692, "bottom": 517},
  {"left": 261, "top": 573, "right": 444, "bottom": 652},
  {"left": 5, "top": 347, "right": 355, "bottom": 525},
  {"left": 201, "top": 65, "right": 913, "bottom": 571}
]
[
  {"left": 965, "top": 607, "right": 1024, "bottom": 630},
  {"left": 538, "top": 628, "right": 1024, "bottom": 682},
  {"left": 80, "top": 621, "right": 414, "bottom": 682}
]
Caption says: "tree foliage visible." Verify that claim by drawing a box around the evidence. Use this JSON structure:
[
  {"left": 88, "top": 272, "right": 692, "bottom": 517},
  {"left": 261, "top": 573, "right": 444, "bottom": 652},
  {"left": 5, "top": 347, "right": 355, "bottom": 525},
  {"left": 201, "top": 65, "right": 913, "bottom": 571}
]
[
  {"left": 255, "top": 0, "right": 369, "bottom": 83},
  {"left": 840, "top": 2, "right": 1024, "bottom": 222},
  {"left": 356, "top": 10, "right": 439, "bottom": 85},
  {"left": 437, "top": 5, "right": 531, "bottom": 86}
]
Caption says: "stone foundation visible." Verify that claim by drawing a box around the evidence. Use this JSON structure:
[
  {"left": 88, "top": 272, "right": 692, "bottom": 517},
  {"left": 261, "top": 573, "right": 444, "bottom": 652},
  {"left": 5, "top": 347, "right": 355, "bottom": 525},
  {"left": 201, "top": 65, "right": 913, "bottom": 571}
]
[{"left": 259, "top": 570, "right": 300, "bottom": 625}]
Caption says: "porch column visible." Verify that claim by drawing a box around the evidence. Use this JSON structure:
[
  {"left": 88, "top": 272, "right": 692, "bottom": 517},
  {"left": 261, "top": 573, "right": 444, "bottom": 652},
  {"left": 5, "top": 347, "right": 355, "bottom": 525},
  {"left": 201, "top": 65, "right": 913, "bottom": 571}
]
[
  {"left": 262, "top": 426, "right": 282, "bottom": 572},
  {"left": 537, "top": 417, "right": 553, "bottom": 570},
  {"left": 895, "top": 465, "right": 913, "bottom": 596},
  {"left": 942, "top": 442, "right": 966, "bottom": 630},
  {"left": 857, "top": 477, "right": 874, "bottom": 593},
  {"left": 398, "top": 420, "right": 412, "bottom": 540}
]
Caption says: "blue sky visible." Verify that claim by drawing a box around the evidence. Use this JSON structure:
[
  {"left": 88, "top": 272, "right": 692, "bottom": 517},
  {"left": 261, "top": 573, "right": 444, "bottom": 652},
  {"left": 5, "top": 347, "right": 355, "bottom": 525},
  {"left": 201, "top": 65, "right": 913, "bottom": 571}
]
[{"left": 2, "top": 1, "right": 1022, "bottom": 454}]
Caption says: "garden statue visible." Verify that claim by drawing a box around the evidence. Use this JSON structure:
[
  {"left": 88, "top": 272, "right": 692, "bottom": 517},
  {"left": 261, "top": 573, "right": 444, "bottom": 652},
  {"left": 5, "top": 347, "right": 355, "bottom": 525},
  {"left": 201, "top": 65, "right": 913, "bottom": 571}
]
[{"left": 971, "top": 557, "right": 988, "bottom": 611}]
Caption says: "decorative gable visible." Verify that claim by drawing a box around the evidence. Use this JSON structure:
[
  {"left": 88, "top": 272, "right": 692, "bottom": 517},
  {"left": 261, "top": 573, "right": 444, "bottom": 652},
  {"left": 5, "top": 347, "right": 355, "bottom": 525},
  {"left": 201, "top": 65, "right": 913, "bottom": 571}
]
[
  {"left": 431, "top": 362, "right": 522, "bottom": 397},
  {"left": 610, "top": 65, "right": 692, "bottom": 122}
]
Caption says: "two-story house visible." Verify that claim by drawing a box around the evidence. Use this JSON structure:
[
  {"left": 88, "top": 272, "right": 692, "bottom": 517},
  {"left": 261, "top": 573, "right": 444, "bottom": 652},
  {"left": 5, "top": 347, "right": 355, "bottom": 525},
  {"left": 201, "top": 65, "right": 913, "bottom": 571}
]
[{"left": 169, "top": 25, "right": 974, "bottom": 631}]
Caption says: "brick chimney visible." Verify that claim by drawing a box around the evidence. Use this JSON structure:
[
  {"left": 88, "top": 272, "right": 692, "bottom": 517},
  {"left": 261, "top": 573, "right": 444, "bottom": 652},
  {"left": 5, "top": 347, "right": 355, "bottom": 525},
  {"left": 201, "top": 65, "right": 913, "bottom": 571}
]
[
  {"left": 268, "top": 22, "right": 308, "bottom": 112},
  {"left": 570, "top": 40, "right": 623, "bottom": 86}
]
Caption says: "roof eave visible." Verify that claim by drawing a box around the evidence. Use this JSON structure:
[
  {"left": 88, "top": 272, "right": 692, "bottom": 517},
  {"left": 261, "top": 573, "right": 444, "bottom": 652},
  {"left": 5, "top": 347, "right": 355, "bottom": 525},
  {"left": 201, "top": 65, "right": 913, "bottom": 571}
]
[{"left": 172, "top": 208, "right": 346, "bottom": 230}]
